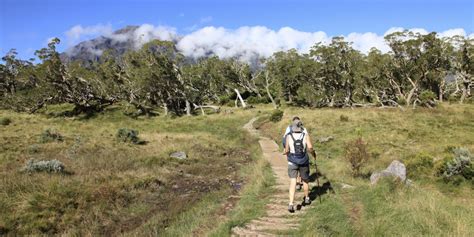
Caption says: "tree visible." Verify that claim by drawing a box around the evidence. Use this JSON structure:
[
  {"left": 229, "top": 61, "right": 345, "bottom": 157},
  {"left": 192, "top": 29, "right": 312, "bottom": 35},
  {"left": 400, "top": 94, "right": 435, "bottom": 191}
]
[
  {"left": 447, "top": 36, "right": 474, "bottom": 103},
  {"left": 310, "top": 37, "right": 364, "bottom": 107}
]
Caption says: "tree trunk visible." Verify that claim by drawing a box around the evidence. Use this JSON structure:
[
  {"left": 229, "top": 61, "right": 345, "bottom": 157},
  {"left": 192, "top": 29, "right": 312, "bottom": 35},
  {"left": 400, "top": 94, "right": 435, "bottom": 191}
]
[
  {"left": 264, "top": 72, "right": 277, "bottom": 109},
  {"left": 163, "top": 103, "right": 168, "bottom": 116},
  {"left": 185, "top": 100, "right": 191, "bottom": 116},
  {"left": 439, "top": 81, "right": 444, "bottom": 102},
  {"left": 234, "top": 88, "right": 246, "bottom": 108}
]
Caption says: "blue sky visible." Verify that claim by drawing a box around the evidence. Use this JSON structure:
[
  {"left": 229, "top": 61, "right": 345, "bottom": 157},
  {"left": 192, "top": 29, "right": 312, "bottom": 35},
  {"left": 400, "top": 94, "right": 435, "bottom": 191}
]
[{"left": 1, "top": 0, "right": 473, "bottom": 59}]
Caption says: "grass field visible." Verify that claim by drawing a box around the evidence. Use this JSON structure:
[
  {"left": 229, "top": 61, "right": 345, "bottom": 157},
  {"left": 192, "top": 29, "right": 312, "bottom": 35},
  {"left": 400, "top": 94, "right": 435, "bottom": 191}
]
[
  {"left": 1, "top": 103, "right": 473, "bottom": 236},
  {"left": 257, "top": 103, "right": 474, "bottom": 236},
  {"left": 0, "top": 104, "right": 274, "bottom": 236}
]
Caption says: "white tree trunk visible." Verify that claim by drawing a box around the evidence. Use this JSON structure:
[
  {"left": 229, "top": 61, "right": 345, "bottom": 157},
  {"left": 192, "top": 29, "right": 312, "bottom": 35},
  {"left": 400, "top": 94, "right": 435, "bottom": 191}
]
[
  {"left": 185, "top": 100, "right": 191, "bottom": 116},
  {"left": 264, "top": 71, "right": 277, "bottom": 109},
  {"left": 234, "top": 88, "right": 247, "bottom": 108},
  {"left": 163, "top": 103, "right": 168, "bottom": 116}
]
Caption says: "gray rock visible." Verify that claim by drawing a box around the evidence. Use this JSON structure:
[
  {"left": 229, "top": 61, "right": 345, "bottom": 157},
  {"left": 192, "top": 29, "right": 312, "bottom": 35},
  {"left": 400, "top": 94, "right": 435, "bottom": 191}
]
[
  {"left": 340, "top": 183, "right": 354, "bottom": 189},
  {"left": 170, "top": 151, "right": 187, "bottom": 160},
  {"left": 370, "top": 160, "right": 406, "bottom": 185},
  {"left": 318, "top": 136, "right": 334, "bottom": 143}
]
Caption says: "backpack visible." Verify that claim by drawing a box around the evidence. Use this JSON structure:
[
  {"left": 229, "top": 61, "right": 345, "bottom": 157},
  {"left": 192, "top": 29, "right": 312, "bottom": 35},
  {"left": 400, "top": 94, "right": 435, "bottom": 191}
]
[
  {"left": 289, "top": 133, "right": 306, "bottom": 155},
  {"left": 282, "top": 126, "right": 292, "bottom": 147}
]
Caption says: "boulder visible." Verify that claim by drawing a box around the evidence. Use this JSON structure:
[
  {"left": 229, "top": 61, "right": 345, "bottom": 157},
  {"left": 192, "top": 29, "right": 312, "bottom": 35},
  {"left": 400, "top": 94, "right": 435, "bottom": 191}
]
[
  {"left": 370, "top": 160, "right": 406, "bottom": 185},
  {"left": 170, "top": 151, "right": 187, "bottom": 160}
]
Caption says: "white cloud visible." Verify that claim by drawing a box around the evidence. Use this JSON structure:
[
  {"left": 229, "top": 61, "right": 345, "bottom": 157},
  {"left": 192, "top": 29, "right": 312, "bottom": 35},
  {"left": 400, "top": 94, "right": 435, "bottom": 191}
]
[
  {"left": 346, "top": 32, "right": 390, "bottom": 53},
  {"left": 438, "top": 28, "right": 466, "bottom": 38},
  {"left": 64, "top": 23, "right": 472, "bottom": 62},
  {"left": 177, "top": 26, "right": 330, "bottom": 62},
  {"left": 65, "top": 23, "right": 113, "bottom": 46}
]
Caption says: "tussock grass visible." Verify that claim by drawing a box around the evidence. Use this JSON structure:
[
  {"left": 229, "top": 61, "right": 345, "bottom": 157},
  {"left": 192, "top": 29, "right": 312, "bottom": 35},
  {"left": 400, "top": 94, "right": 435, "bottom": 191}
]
[
  {"left": 258, "top": 103, "right": 474, "bottom": 236},
  {"left": 0, "top": 104, "right": 266, "bottom": 235}
]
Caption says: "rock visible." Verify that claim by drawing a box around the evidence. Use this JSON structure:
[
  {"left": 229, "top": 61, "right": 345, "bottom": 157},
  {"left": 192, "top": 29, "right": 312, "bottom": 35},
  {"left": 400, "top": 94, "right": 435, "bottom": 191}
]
[
  {"left": 170, "top": 151, "right": 187, "bottom": 160},
  {"left": 318, "top": 136, "right": 334, "bottom": 143},
  {"left": 370, "top": 160, "right": 406, "bottom": 185},
  {"left": 340, "top": 183, "right": 354, "bottom": 189}
]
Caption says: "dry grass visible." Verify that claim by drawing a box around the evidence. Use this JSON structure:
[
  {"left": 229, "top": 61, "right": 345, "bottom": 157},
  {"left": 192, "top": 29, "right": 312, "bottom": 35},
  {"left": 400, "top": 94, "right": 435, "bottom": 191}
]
[
  {"left": 0, "top": 104, "right": 266, "bottom": 235},
  {"left": 258, "top": 103, "right": 474, "bottom": 236}
]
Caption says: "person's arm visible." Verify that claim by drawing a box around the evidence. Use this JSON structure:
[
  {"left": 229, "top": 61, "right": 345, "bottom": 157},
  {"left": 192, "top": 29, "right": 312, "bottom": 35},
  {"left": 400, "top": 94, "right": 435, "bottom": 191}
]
[
  {"left": 283, "top": 135, "right": 290, "bottom": 155},
  {"left": 306, "top": 134, "right": 317, "bottom": 159}
]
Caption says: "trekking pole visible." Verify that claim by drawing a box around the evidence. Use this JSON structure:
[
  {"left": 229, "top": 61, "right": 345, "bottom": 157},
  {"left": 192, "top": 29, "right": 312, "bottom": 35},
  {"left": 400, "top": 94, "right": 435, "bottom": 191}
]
[{"left": 312, "top": 150, "right": 322, "bottom": 204}]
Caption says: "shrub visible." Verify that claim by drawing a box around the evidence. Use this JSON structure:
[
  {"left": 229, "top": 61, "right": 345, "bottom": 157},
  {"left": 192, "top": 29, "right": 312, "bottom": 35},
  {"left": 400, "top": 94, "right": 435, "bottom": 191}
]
[
  {"left": 405, "top": 152, "right": 434, "bottom": 178},
  {"left": 397, "top": 97, "right": 407, "bottom": 106},
  {"left": 117, "top": 128, "right": 144, "bottom": 144},
  {"left": 439, "top": 148, "right": 473, "bottom": 181},
  {"left": 419, "top": 90, "right": 437, "bottom": 107},
  {"left": 23, "top": 159, "right": 65, "bottom": 173},
  {"left": 28, "top": 144, "right": 41, "bottom": 154},
  {"left": 39, "top": 129, "right": 64, "bottom": 143},
  {"left": 345, "top": 137, "right": 370, "bottom": 177},
  {"left": 269, "top": 109, "right": 284, "bottom": 122},
  {"left": 340, "top": 115, "right": 349, "bottom": 122},
  {"left": 0, "top": 117, "right": 12, "bottom": 126}
]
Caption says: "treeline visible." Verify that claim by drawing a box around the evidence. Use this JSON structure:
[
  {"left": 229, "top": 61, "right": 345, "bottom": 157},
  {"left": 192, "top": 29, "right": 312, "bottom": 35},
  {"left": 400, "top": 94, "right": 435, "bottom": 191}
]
[{"left": 0, "top": 30, "right": 473, "bottom": 116}]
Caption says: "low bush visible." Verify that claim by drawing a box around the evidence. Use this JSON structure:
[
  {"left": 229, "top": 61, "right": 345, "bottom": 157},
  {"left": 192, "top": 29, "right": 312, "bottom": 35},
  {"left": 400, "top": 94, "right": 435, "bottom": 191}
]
[
  {"left": 405, "top": 152, "right": 434, "bottom": 178},
  {"left": 269, "top": 109, "right": 284, "bottom": 122},
  {"left": 27, "top": 144, "right": 40, "bottom": 154},
  {"left": 0, "top": 117, "right": 12, "bottom": 126},
  {"left": 344, "top": 137, "right": 370, "bottom": 177},
  {"left": 23, "top": 159, "right": 65, "bottom": 173},
  {"left": 340, "top": 115, "right": 349, "bottom": 122},
  {"left": 419, "top": 90, "right": 437, "bottom": 107},
  {"left": 39, "top": 129, "right": 63, "bottom": 143},
  {"left": 116, "top": 128, "right": 144, "bottom": 144},
  {"left": 438, "top": 148, "right": 473, "bottom": 182}
]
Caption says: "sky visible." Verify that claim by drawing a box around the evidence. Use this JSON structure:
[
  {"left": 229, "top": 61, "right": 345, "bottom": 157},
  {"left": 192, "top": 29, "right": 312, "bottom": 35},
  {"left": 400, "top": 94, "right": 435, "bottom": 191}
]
[{"left": 1, "top": 0, "right": 473, "bottom": 60}]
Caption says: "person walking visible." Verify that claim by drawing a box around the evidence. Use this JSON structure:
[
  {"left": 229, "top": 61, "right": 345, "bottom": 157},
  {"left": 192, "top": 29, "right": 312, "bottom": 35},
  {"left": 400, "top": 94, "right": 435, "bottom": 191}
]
[
  {"left": 282, "top": 116, "right": 308, "bottom": 191},
  {"left": 283, "top": 118, "right": 316, "bottom": 213}
]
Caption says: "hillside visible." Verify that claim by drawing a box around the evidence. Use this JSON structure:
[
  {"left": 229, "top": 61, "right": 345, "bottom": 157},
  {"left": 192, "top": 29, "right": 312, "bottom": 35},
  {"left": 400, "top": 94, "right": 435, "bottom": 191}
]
[{"left": 1, "top": 103, "right": 473, "bottom": 236}]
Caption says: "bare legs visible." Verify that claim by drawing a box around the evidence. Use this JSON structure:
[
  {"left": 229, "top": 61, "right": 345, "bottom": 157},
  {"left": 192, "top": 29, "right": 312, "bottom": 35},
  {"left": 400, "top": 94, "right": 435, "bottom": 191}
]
[
  {"left": 289, "top": 178, "right": 296, "bottom": 205},
  {"left": 289, "top": 178, "right": 309, "bottom": 205}
]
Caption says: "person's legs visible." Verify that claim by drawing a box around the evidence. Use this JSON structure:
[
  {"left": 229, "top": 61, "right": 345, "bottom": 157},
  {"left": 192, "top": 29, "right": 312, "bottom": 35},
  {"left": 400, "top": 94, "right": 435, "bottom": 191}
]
[
  {"left": 302, "top": 180, "right": 309, "bottom": 198},
  {"left": 287, "top": 163, "right": 298, "bottom": 212},
  {"left": 299, "top": 164, "right": 311, "bottom": 205},
  {"left": 296, "top": 172, "right": 302, "bottom": 190},
  {"left": 289, "top": 178, "right": 297, "bottom": 204}
]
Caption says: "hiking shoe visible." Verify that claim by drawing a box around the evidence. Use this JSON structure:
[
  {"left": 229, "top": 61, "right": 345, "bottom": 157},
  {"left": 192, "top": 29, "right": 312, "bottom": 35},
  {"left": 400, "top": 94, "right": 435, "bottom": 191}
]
[
  {"left": 288, "top": 204, "right": 295, "bottom": 213},
  {"left": 303, "top": 196, "right": 311, "bottom": 206}
]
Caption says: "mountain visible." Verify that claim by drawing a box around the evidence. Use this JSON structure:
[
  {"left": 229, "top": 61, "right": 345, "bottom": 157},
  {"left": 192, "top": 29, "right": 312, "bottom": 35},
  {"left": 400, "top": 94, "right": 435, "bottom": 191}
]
[{"left": 60, "top": 25, "right": 175, "bottom": 64}]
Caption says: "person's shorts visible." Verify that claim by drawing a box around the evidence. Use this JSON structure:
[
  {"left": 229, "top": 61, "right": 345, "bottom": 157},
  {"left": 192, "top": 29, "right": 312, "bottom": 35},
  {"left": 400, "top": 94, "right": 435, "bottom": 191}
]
[{"left": 288, "top": 162, "right": 310, "bottom": 182}]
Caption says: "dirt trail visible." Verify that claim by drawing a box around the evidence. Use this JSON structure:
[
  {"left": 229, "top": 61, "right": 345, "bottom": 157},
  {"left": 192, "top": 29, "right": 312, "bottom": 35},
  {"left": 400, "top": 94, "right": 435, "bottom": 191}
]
[{"left": 232, "top": 118, "right": 316, "bottom": 236}]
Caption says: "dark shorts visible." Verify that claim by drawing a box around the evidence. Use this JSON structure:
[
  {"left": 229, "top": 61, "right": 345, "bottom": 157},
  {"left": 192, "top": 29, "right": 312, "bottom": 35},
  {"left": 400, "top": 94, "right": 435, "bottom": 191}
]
[{"left": 288, "top": 162, "right": 310, "bottom": 182}]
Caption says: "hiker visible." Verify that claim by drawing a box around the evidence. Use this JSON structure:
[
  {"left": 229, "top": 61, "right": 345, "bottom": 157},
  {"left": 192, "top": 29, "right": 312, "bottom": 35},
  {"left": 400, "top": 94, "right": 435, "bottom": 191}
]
[
  {"left": 283, "top": 118, "right": 316, "bottom": 213},
  {"left": 282, "top": 116, "right": 308, "bottom": 191}
]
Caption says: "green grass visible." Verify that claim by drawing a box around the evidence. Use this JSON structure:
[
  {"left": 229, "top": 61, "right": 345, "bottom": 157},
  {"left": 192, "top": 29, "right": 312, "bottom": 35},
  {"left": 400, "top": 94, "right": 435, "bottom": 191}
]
[
  {"left": 0, "top": 104, "right": 269, "bottom": 235},
  {"left": 257, "top": 103, "right": 474, "bottom": 236},
  {"left": 1, "top": 103, "right": 473, "bottom": 236}
]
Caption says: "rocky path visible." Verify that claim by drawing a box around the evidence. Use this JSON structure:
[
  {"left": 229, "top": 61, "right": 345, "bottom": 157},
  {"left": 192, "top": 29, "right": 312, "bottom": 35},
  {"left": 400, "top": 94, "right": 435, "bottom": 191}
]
[{"left": 232, "top": 118, "right": 316, "bottom": 236}]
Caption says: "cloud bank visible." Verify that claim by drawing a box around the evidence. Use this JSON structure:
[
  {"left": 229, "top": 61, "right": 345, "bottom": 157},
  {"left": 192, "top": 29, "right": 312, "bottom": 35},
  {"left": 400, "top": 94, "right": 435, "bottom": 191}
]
[{"left": 64, "top": 23, "right": 472, "bottom": 62}]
